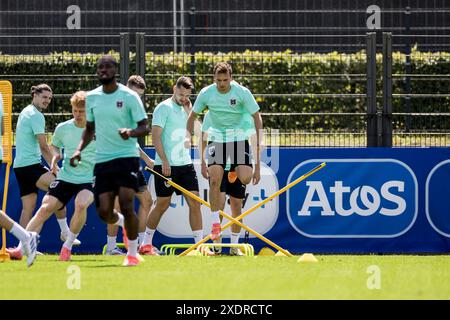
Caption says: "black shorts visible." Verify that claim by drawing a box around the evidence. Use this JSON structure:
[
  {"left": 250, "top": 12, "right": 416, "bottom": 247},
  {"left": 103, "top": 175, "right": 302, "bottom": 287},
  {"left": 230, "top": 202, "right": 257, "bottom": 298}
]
[
  {"left": 48, "top": 180, "right": 93, "bottom": 209},
  {"left": 137, "top": 167, "right": 148, "bottom": 193},
  {"left": 219, "top": 171, "right": 247, "bottom": 199},
  {"left": 153, "top": 164, "right": 199, "bottom": 197},
  {"left": 207, "top": 140, "right": 253, "bottom": 170},
  {"left": 13, "top": 163, "right": 50, "bottom": 197},
  {"left": 93, "top": 157, "right": 140, "bottom": 206}
]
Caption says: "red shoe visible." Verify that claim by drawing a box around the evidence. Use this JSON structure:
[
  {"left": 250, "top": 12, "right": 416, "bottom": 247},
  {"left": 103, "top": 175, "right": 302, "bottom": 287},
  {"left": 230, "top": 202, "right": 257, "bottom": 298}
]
[
  {"left": 122, "top": 255, "right": 139, "bottom": 266},
  {"left": 122, "top": 228, "right": 129, "bottom": 250},
  {"left": 139, "top": 244, "right": 159, "bottom": 256},
  {"left": 228, "top": 171, "right": 238, "bottom": 183},
  {"left": 6, "top": 247, "right": 23, "bottom": 260},
  {"left": 211, "top": 223, "right": 221, "bottom": 241},
  {"left": 59, "top": 246, "right": 71, "bottom": 261}
]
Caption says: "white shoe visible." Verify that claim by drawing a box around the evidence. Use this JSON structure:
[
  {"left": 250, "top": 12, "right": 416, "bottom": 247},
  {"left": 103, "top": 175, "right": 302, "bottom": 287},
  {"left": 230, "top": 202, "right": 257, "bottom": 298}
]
[
  {"left": 23, "top": 232, "right": 39, "bottom": 267},
  {"left": 60, "top": 232, "right": 81, "bottom": 246},
  {"left": 105, "top": 247, "right": 126, "bottom": 255},
  {"left": 229, "top": 247, "right": 245, "bottom": 256}
]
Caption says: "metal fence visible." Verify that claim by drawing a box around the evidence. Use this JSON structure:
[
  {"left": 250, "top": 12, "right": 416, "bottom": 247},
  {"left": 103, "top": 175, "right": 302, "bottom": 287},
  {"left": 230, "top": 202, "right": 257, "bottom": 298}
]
[
  {"left": 0, "top": 4, "right": 449, "bottom": 147},
  {"left": 1, "top": 1, "right": 449, "bottom": 53},
  {"left": 1, "top": 32, "right": 449, "bottom": 147},
  {"left": 383, "top": 34, "right": 450, "bottom": 147}
]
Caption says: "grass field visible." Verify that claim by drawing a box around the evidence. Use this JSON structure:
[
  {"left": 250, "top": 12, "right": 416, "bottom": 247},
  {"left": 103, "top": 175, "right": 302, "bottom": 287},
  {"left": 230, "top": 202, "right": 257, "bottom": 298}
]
[{"left": 1, "top": 254, "right": 449, "bottom": 299}]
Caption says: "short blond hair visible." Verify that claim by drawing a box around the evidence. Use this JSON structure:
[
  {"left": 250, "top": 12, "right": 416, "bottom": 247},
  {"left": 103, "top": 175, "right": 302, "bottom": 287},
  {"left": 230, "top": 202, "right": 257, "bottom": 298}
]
[
  {"left": 70, "top": 91, "right": 87, "bottom": 108},
  {"left": 127, "top": 75, "right": 146, "bottom": 90}
]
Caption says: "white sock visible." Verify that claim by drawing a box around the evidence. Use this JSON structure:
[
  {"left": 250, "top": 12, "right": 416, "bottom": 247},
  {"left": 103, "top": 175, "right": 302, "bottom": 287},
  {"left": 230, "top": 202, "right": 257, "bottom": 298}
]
[
  {"left": 143, "top": 227, "right": 155, "bottom": 245},
  {"left": 10, "top": 223, "right": 30, "bottom": 243},
  {"left": 57, "top": 218, "right": 70, "bottom": 234},
  {"left": 17, "top": 241, "right": 23, "bottom": 254},
  {"left": 231, "top": 232, "right": 240, "bottom": 244},
  {"left": 107, "top": 235, "right": 117, "bottom": 251},
  {"left": 128, "top": 239, "right": 138, "bottom": 257},
  {"left": 193, "top": 230, "right": 204, "bottom": 244},
  {"left": 211, "top": 211, "right": 221, "bottom": 224},
  {"left": 114, "top": 211, "right": 124, "bottom": 228},
  {"left": 63, "top": 231, "right": 79, "bottom": 250},
  {"left": 138, "top": 232, "right": 145, "bottom": 246}
]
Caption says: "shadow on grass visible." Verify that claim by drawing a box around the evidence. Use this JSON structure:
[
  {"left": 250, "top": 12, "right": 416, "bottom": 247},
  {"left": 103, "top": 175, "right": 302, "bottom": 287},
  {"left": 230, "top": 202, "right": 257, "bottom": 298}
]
[{"left": 83, "top": 264, "right": 123, "bottom": 268}]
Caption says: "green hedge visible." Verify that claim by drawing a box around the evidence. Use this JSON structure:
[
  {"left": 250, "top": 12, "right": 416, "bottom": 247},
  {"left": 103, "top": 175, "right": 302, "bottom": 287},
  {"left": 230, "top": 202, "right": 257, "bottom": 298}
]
[{"left": 1, "top": 49, "right": 449, "bottom": 132}]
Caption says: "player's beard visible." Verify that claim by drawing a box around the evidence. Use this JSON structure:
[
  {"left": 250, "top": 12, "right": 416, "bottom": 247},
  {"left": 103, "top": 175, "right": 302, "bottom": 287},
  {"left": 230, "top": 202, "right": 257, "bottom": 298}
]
[{"left": 99, "top": 76, "right": 115, "bottom": 85}]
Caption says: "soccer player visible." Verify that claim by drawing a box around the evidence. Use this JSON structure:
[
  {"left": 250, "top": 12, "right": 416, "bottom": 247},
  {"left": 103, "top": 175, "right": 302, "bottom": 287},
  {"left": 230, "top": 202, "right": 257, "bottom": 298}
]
[
  {"left": 139, "top": 76, "right": 203, "bottom": 256},
  {"left": 12, "top": 91, "right": 95, "bottom": 262},
  {"left": 201, "top": 110, "right": 259, "bottom": 256},
  {"left": 70, "top": 55, "right": 150, "bottom": 266},
  {"left": 106, "top": 75, "right": 154, "bottom": 255},
  {"left": 186, "top": 62, "right": 263, "bottom": 241},
  {"left": 11, "top": 84, "right": 76, "bottom": 243},
  {"left": 0, "top": 93, "right": 39, "bottom": 267}
]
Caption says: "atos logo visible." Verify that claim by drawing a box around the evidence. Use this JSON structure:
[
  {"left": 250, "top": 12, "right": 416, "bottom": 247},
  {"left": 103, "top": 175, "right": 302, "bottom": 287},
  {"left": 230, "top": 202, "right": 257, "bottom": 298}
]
[
  {"left": 287, "top": 159, "right": 418, "bottom": 238},
  {"left": 426, "top": 160, "right": 450, "bottom": 237},
  {"left": 298, "top": 180, "right": 406, "bottom": 217}
]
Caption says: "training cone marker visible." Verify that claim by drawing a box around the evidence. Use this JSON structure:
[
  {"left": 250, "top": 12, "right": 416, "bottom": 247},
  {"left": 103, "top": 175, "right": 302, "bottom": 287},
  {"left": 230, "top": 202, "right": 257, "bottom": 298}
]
[
  {"left": 275, "top": 250, "right": 290, "bottom": 257},
  {"left": 258, "top": 247, "right": 276, "bottom": 256},
  {"left": 297, "top": 253, "right": 318, "bottom": 263},
  {"left": 186, "top": 249, "right": 202, "bottom": 257}
]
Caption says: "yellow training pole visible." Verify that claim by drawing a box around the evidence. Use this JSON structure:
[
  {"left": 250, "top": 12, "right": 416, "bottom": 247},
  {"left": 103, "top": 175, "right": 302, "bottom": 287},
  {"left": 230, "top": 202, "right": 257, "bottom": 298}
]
[
  {"left": 0, "top": 81, "right": 13, "bottom": 262},
  {"left": 0, "top": 163, "right": 11, "bottom": 258},
  {"left": 147, "top": 162, "right": 326, "bottom": 256},
  {"left": 179, "top": 162, "right": 326, "bottom": 256},
  {"left": 146, "top": 167, "right": 293, "bottom": 256}
]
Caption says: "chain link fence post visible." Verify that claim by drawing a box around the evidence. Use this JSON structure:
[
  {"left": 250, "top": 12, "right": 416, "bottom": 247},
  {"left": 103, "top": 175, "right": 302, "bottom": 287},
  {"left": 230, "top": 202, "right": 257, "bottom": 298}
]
[{"left": 366, "top": 32, "right": 377, "bottom": 147}]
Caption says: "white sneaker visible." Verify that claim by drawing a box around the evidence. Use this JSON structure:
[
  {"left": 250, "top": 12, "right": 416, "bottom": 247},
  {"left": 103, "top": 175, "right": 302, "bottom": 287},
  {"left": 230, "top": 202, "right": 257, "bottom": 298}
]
[
  {"left": 23, "top": 232, "right": 39, "bottom": 267},
  {"left": 229, "top": 247, "right": 245, "bottom": 256},
  {"left": 60, "top": 232, "right": 81, "bottom": 246},
  {"left": 105, "top": 247, "right": 126, "bottom": 255}
]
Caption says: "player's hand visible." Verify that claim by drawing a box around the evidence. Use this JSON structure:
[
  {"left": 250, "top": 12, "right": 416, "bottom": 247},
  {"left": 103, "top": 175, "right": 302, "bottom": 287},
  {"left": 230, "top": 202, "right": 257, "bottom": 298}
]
[
  {"left": 182, "top": 99, "right": 192, "bottom": 113},
  {"left": 162, "top": 160, "right": 171, "bottom": 177},
  {"left": 118, "top": 128, "right": 132, "bottom": 140},
  {"left": 184, "top": 137, "right": 191, "bottom": 149},
  {"left": 145, "top": 158, "right": 155, "bottom": 170},
  {"left": 201, "top": 161, "right": 209, "bottom": 179},
  {"left": 70, "top": 150, "right": 82, "bottom": 167},
  {"left": 252, "top": 164, "right": 261, "bottom": 185},
  {"left": 50, "top": 154, "right": 61, "bottom": 175}
]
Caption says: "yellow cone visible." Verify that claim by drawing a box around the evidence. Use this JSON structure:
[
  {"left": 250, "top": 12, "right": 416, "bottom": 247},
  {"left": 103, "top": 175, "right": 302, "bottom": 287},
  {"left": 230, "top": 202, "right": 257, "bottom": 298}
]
[
  {"left": 297, "top": 253, "right": 318, "bottom": 263},
  {"left": 186, "top": 249, "right": 202, "bottom": 256},
  {"left": 275, "top": 250, "right": 290, "bottom": 257},
  {"left": 258, "top": 247, "right": 276, "bottom": 256}
]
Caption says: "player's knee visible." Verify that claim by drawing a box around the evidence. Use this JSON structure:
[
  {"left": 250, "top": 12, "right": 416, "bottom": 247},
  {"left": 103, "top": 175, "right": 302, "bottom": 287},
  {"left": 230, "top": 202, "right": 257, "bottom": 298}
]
[
  {"left": 98, "top": 206, "right": 113, "bottom": 222},
  {"left": 74, "top": 200, "right": 88, "bottom": 212},
  {"left": 22, "top": 201, "right": 36, "bottom": 213},
  {"left": 240, "top": 175, "right": 252, "bottom": 185},
  {"left": 118, "top": 201, "right": 134, "bottom": 215},
  {"left": 36, "top": 206, "right": 53, "bottom": 221},
  {"left": 160, "top": 203, "right": 171, "bottom": 213},
  {"left": 189, "top": 201, "right": 201, "bottom": 211},
  {"left": 155, "top": 200, "right": 170, "bottom": 212},
  {"left": 209, "top": 178, "right": 221, "bottom": 189},
  {"left": 139, "top": 196, "right": 152, "bottom": 211}
]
